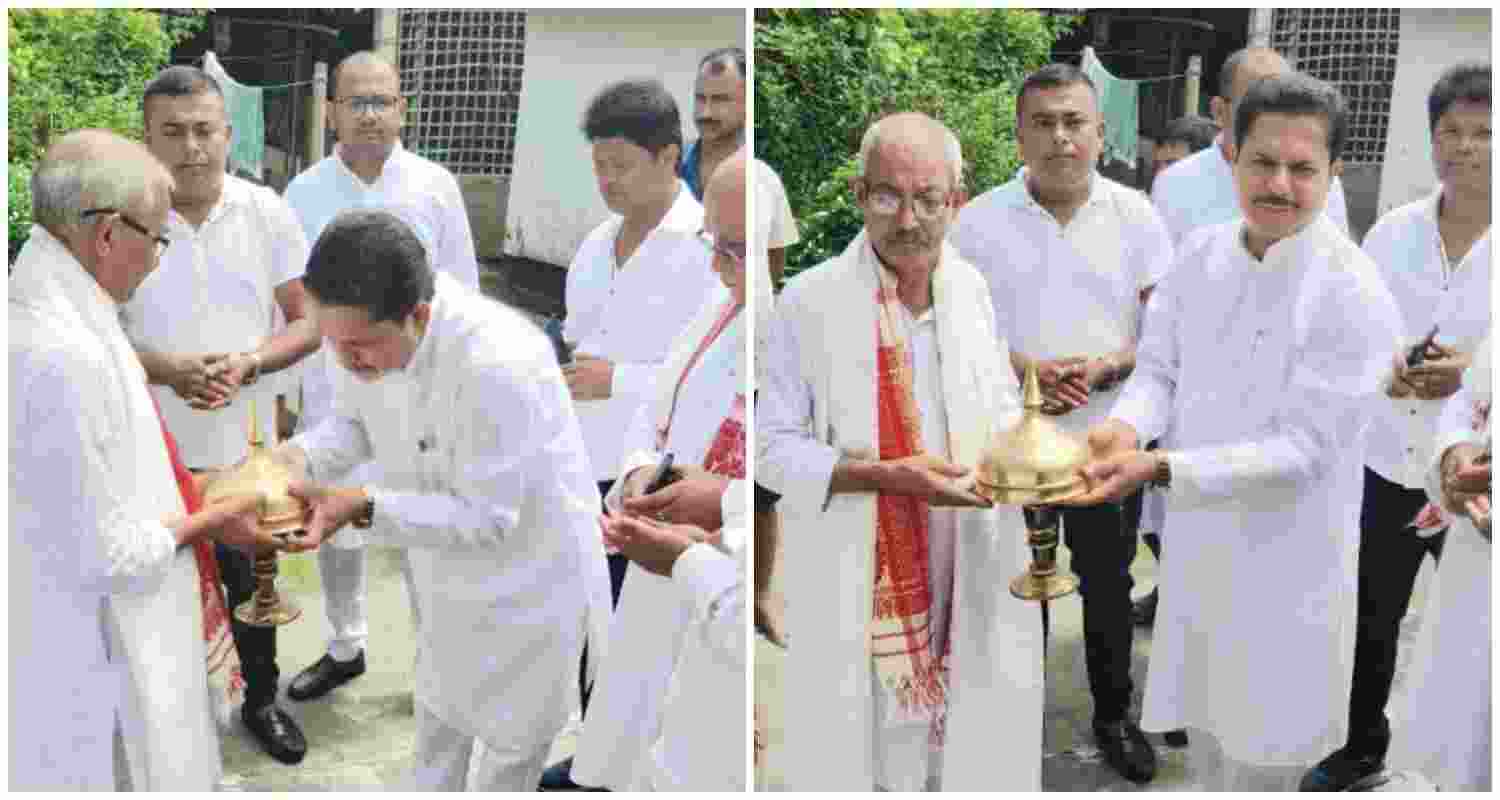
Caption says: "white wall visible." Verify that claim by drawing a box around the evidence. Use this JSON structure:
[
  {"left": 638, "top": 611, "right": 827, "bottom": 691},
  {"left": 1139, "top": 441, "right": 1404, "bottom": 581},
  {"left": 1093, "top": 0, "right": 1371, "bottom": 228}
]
[
  {"left": 504, "top": 10, "right": 744, "bottom": 267},
  {"left": 1375, "top": 9, "right": 1491, "bottom": 217}
]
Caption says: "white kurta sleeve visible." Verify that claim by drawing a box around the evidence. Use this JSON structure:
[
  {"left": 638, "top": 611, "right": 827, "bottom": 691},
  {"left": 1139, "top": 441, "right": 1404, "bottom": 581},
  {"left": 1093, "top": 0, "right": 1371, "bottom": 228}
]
[
  {"left": 1111, "top": 271, "right": 1180, "bottom": 444},
  {"left": 756, "top": 294, "right": 840, "bottom": 513},
  {"left": 13, "top": 359, "right": 176, "bottom": 596},
  {"left": 437, "top": 171, "right": 480, "bottom": 290},
  {"left": 673, "top": 542, "right": 746, "bottom": 669},
  {"left": 1168, "top": 269, "right": 1401, "bottom": 509}
]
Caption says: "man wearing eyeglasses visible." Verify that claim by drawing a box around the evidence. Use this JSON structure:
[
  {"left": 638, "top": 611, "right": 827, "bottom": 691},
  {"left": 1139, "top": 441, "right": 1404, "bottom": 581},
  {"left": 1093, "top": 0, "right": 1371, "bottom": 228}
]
[
  {"left": 281, "top": 50, "right": 481, "bottom": 715},
  {"left": 120, "top": 65, "right": 322, "bottom": 766},
  {"left": 949, "top": 63, "right": 1174, "bottom": 786}
]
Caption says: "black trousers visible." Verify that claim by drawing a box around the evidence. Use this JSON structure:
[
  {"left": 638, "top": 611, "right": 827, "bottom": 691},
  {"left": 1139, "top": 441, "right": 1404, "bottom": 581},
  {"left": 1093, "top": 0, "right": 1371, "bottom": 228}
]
[
  {"left": 578, "top": 479, "right": 630, "bottom": 716},
  {"left": 1061, "top": 488, "right": 1143, "bottom": 725},
  {"left": 215, "top": 542, "right": 280, "bottom": 711},
  {"left": 1346, "top": 468, "right": 1445, "bottom": 758}
]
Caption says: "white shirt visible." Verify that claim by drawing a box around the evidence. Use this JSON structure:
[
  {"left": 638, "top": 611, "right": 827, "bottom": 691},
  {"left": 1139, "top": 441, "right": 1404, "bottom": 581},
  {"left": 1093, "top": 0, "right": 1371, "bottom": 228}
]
[
  {"left": 1361, "top": 188, "right": 1490, "bottom": 487},
  {"left": 1151, "top": 140, "right": 1351, "bottom": 245},
  {"left": 563, "top": 184, "right": 722, "bottom": 481},
  {"left": 1111, "top": 217, "right": 1403, "bottom": 764},
  {"left": 121, "top": 174, "right": 307, "bottom": 470},
  {"left": 754, "top": 159, "right": 800, "bottom": 388},
  {"left": 10, "top": 228, "right": 218, "bottom": 790},
  {"left": 951, "top": 171, "right": 1174, "bottom": 434},
  {"left": 292, "top": 274, "right": 612, "bottom": 754},
  {"left": 284, "top": 142, "right": 480, "bottom": 428}
]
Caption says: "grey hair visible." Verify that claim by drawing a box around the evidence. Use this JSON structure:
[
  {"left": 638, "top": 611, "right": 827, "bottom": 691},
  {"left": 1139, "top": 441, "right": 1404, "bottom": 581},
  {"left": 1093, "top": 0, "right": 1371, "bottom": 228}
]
[
  {"left": 856, "top": 115, "right": 964, "bottom": 188},
  {"left": 31, "top": 135, "right": 173, "bottom": 235}
]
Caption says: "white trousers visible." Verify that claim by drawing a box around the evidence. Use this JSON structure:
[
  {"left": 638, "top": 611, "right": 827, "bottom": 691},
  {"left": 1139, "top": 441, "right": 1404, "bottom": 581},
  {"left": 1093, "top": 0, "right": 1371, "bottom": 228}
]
[{"left": 409, "top": 702, "right": 550, "bottom": 791}]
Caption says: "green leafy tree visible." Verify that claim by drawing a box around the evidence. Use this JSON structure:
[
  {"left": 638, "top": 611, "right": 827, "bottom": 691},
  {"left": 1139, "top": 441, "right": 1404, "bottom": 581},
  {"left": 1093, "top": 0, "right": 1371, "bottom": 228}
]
[
  {"left": 8, "top": 8, "right": 205, "bottom": 260},
  {"left": 755, "top": 9, "right": 1077, "bottom": 279}
]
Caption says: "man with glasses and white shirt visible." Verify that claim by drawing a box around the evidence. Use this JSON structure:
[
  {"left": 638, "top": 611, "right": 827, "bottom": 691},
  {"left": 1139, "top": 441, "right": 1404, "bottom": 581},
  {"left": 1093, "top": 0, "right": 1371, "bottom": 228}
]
[{"left": 282, "top": 50, "right": 481, "bottom": 709}]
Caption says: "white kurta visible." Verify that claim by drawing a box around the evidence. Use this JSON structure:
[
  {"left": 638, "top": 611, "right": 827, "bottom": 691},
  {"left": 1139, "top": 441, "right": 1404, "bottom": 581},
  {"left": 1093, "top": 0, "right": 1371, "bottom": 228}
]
[
  {"left": 758, "top": 231, "right": 1043, "bottom": 791},
  {"left": 292, "top": 274, "right": 613, "bottom": 761},
  {"left": 1390, "top": 337, "right": 1491, "bottom": 791},
  {"left": 1110, "top": 216, "right": 1405, "bottom": 765},
  {"left": 574, "top": 287, "right": 744, "bottom": 789},
  {"left": 9, "top": 228, "right": 218, "bottom": 791}
]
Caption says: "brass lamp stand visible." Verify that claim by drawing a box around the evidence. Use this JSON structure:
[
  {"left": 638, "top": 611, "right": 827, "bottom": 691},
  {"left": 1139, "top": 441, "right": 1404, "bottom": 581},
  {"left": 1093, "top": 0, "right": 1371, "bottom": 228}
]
[
  {"left": 975, "top": 363, "right": 1089, "bottom": 602},
  {"left": 202, "top": 400, "right": 305, "bottom": 627}
]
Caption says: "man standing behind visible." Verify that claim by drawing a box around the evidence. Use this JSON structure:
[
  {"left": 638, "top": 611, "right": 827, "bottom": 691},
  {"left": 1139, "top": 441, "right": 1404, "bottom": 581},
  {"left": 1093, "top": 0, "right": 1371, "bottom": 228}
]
[
  {"left": 759, "top": 112, "right": 1042, "bottom": 791},
  {"left": 950, "top": 62, "right": 1173, "bottom": 785},
  {"left": 278, "top": 210, "right": 611, "bottom": 790},
  {"left": 1149, "top": 114, "right": 1217, "bottom": 189},
  {"left": 680, "top": 47, "right": 746, "bottom": 203},
  {"left": 1153, "top": 47, "right": 1350, "bottom": 243},
  {"left": 1068, "top": 73, "right": 1402, "bottom": 790},
  {"left": 1303, "top": 61, "right": 1491, "bottom": 792},
  {"left": 11, "top": 129, "right": 276, "bottom": 790},
  {"left": 121, "top": 66, "right": 322, "bottom": 765},
  {"left": 282, "top": 51, "right": 481, "bottom": 708}
]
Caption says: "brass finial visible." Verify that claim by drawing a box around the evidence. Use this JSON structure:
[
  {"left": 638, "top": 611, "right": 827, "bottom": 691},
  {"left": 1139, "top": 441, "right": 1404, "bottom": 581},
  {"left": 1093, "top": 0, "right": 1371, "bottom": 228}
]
[{"left": 974, "top": 363, "right": 1088, "bottom": 506}]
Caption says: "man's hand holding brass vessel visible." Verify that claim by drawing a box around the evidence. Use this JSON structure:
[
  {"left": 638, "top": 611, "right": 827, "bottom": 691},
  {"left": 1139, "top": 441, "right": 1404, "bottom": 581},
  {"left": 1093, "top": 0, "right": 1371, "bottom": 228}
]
[
  {"left": 1062, "top": 419, "right": 1153, "bottom": 507},
  {"left": 281, "top": 482, "right": 370, "bottom": 553},
  {"left": 202, "top": 493, "right": 288, "bottom": 554},
  {"left": 832, "top": 453, "right": 992, "bottom": 508}
]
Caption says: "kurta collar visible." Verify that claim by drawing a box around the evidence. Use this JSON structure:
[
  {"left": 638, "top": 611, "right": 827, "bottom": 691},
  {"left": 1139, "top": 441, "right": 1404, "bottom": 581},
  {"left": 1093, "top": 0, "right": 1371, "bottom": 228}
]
[
  {"left": 1003, "top": 167, "right": 1105, "bottom": 219},
  {"left": 1240, "top": 214, "right": 1336, "bottom": 269},
  {"left": 400, "top": 271, "right": 450, "bottom": 380},
  {"left": 166, "top": 173, "right": 249, "bottom": 233},
  {"left": 656, "top": 181, "right": 703, "bottom": 235},
  {"left": 334, "top": 140, "right": 406, "bottom": 187}
]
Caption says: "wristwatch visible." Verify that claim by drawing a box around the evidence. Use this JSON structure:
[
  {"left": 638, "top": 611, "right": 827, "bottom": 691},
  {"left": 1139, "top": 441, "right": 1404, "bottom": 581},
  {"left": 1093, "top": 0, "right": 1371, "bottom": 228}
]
[
  {"left": 352, "top": 488, "right": 375, "bottom": 529},
  {"left": 1150, "top": 451, "right": 1172, "bottom": 489}
]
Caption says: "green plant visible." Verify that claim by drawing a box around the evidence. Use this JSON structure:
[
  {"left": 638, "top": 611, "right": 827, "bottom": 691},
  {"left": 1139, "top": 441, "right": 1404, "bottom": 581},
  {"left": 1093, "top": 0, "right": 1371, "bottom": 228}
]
[{"left": 755, "top": 9, "right": 1077, "bottom": 279}]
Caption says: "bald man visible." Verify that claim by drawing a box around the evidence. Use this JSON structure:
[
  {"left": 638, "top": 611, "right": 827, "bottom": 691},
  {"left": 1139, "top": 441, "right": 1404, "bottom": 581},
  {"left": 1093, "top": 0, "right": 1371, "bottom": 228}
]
[
  {"left": 758, "top": 112, "right": 1042, "bottom": 790},
  {"left": 11, "top": 130, "right": 278, "bottom": 789}
]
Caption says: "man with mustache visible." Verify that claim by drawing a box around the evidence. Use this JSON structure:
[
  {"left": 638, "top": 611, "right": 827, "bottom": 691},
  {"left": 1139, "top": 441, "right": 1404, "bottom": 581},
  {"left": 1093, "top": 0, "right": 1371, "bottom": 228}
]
[
  {"left": 1065, "top": 72, "right": 1403, "bottom": 790},
  {"left": 121, "top": 65, "right": 323, "bottom": 765},
  {"left": 679, "top": 47, "right": 745, "bottom": 203},
  {"left": 949, "top": 62, "right": 1174, "bottom": 786},
  {"left": 759, "top": 111, "right": 1042, "bottom": 790},
  {"left": 1303, "top": 61, "right": 1491, "bottom": 792},
  {"left": 1152, "top": 47, "right": 1350, "bottom": 245},
  {"left": 281, "top": 50, "right": 481, "bottom": 713}
]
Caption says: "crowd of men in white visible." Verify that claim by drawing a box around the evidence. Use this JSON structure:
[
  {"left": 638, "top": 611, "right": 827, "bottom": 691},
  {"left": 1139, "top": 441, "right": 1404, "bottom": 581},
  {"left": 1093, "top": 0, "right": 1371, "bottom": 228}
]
[{"left": 7, "top": 37, "right": 1490, "bottom": 795}]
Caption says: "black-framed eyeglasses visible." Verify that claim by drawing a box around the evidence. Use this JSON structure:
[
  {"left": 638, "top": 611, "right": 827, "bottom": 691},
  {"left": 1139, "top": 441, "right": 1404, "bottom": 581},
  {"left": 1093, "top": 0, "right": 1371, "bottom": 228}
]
[
  {"left": 81, "top": 208, "right": 170, "bottom": 258},
  {"left": 698, "top": 229, "right": 746, "bottom": 265},
  {"left": 334, "top": 94, "right": 401, "bottom": 115}
]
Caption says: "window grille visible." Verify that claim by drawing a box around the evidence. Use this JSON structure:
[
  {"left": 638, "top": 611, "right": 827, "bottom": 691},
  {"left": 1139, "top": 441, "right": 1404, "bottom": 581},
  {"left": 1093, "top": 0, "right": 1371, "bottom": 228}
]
[
  {"left": 1271, "top": 8, "right": 1401, "bottom": 166},
  {"left": 397, "top": 10, "right": 527, "bottom": 177}
]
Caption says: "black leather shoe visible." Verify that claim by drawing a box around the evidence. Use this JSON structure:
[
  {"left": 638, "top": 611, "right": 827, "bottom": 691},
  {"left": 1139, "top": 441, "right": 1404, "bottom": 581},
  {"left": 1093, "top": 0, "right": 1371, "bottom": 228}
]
[
  {"left": 242, "top": 703, "right": 307, "bottom": 765},
  {"left": 1132, "top": 589, "right": 1159, "bottom": 627},
  {"left": 287, "top": 652, "right": 366, "bottom": 701},
  {"left": 1299, "top": 747, "right": 1384, "bottom": 791},
  {"left": 1094, "top": 719, "right": 1157, "bottom": 784},
  {"left": 537, "top": 756, "right": 608, "bottom": 791},
  {"left": 1162, "top": 728, "right": 1189, "bottom": 748}
]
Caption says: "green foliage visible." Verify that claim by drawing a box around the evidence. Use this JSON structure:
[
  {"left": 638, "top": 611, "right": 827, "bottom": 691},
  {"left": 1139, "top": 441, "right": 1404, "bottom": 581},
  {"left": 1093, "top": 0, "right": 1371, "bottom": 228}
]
[
  {"left": 755, "top": 9, "right": 1077, "bottom": 279},
  {"left": 7, "top": 8, "right": 205, "bottom": 260},
  {"left": 9, "top": 164, "right": 32, "bottom": 264}
]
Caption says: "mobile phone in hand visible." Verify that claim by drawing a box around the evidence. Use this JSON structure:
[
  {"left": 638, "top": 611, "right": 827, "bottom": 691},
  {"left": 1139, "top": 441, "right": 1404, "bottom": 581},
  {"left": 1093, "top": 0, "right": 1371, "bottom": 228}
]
[{"left": 643, "top": 453, "right": 678, "bottom": 495}]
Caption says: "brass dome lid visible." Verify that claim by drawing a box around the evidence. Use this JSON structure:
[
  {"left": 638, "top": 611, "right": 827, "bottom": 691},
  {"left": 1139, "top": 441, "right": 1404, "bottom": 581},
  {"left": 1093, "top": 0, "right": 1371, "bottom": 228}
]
[
  {"left": 975, "top": 363, "right": 1088, "bottom": 506},
  {"left": 201, "top": 401, "right": 307, "bottom": 537}
]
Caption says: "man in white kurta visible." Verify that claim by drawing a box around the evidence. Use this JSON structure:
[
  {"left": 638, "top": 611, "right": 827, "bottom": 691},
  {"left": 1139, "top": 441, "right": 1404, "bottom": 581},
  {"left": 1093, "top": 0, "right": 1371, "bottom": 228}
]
[
  {"left": 759, "top": 113, "right": 1042, "bottom": 791},
  {"left": 282, "top": 52, "right": 482, "bottom": 703},
  {"left": 1152, "top": 47, "right": 1349, "bottom": 244},
  {"left": 10, "top": 130, "right": 273, "bottom": 790},
  {"left": 1071, "top": 74, "right": 1403, "bottom": 790},
  {"left": 277, "top": 209, "right": 611, "bottom": 790}
]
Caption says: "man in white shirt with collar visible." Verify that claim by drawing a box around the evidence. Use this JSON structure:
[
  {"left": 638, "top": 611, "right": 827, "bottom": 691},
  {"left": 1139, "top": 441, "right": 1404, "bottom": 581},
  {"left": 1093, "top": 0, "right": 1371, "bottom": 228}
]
[
  {"left": 282, "top": 51, "right": 481, "bottom": 708},
  {"left": 121, "top": 66, "right": 322, "bottom": 765},
  {"left": 759, "top": 112, "right": 1042, "bottom": 791},
  {"left": 950, "top": 62, "right": 1173, "bottom": 786},
  {"left": 1070, "top": 72, "right": 1403, "bottom": 790},
  {"left": 1152, "top": 47, "right": 1350, "bottom": 244},
  {"left": 1303, "top": 61, "right": 1491, "bottom": 793},
  {"left": 541, "top": 75, "right": 723, "bottom": 793},
  {"left": 276, "top": 209, "right": 611, "bottom": 790}
]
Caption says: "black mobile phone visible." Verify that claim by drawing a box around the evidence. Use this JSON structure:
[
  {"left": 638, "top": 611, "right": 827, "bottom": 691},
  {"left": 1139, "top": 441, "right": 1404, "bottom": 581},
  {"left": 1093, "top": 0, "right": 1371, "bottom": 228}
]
[
  {"left": 1406, "top": 324, "right": 1440, "bottom": 368},
  {"left": 643, "top": 452, "right": 678, "bottom": 495}
]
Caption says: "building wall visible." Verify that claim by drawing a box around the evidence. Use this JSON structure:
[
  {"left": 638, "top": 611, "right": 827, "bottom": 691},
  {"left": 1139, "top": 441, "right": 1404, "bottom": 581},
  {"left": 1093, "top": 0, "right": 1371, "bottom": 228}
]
[
  {"left": 1375, "top": 9, "right": 1491, "bottom": 222},
  {"left": 503, "top": 11, "right": 744, "bottom": 268}
]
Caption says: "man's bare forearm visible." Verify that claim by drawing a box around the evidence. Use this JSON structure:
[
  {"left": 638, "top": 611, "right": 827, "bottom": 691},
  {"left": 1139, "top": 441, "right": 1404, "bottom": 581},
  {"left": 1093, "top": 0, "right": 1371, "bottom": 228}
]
[
  {"left": 251, "top": 318, "right": 321, "bottom": 376},
  {"left": 829, "top": 457, "right": 885, "bottom": 496},
  {"left": 134, "top": 347, "right": 183, "bottom": 386}
]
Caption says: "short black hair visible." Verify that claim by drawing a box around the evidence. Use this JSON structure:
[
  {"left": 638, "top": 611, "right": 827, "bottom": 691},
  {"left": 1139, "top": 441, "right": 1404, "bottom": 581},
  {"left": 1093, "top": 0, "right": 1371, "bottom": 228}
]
[
  {"left": 1428, "top": 62, "right": 1491, "bottom": 131},
  {"left": 303, "top": 210, "right": 435, "bottom": 324},
  {"left": 699, "top": 47, "right": 745, "bottom": 78},
  {"left": 1159, "top": 114, "right": 1219, "bottom": 154},
  {"left": 581, "top": 79, "right": 683, "bottom": 156},
  {"left": 1233, "top": 72, "right": 1348, "bottom": 164},
  {"left": 143, "top": 66, "right": 224, "bottom": 119},
  {"left": 1015, "top": 63, "right": 1097, "bottom": 119}
]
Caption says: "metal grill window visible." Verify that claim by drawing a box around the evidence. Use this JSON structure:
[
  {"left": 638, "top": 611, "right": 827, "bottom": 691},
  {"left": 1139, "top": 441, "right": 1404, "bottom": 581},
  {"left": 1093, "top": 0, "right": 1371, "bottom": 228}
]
[
  {"left": 397, "top": 9, "right": 527, "bottom": 177},
  {"left": 1271, "top": 8, "right": 1401, "bottom": 166}
]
